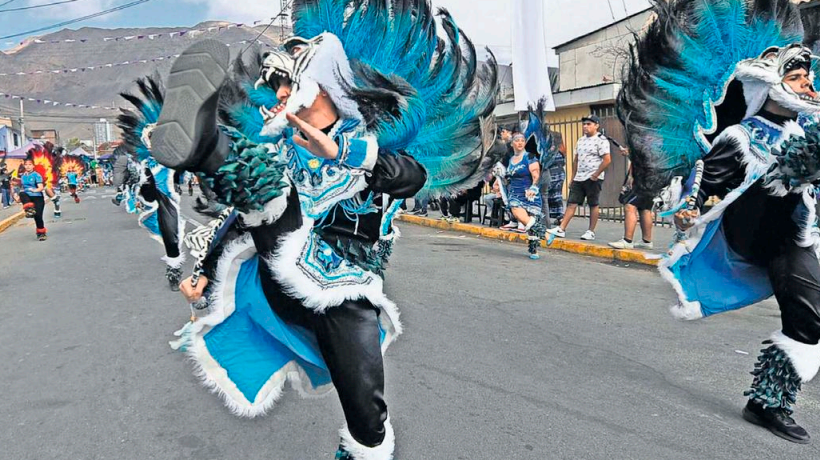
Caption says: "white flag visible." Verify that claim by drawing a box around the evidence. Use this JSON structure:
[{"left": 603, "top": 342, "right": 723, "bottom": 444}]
[{"left": 511, "top": 0, "right": 555, "bottom": 111}]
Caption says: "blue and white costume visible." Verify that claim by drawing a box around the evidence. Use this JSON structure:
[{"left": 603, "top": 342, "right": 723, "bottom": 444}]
[
  {"left": 618, "top": 0, "right": 820, "bottom": 443},
  {"left": 134, "top": 1, "right": 503, "bottom": 458},
  {"left": 117, "top": 80, "right": 187, "bottom": 290}
]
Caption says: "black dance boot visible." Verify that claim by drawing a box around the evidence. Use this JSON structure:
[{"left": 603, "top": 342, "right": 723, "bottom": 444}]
[
  {"left": 151, "top": 39, "right": 232, "bottom": 174},
  {"left": 743, "top": 340, "right": 810, "bottom": 444},
  {"left": 166, "top": 266, "right": 183, "bottom": 292},
  {"left": 743, "top": 400, "right": 809, "bottom": 444}
]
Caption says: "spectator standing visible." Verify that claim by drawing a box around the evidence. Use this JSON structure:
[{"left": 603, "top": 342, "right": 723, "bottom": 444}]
[
  {"left": 1, "top": 164, "right": 11, "bottom": 209},
  {"left": 408, "top": 194, "right": 429, "bottom": 217},
  {"left": 547, "top": 115, "right": 611, "bottom": 241},
  {"left": 609, "top": 155, "right": 654, "bottom": 250}
]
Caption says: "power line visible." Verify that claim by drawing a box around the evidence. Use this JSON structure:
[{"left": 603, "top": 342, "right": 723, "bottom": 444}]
[
  {"left": 0, "top": 0, "right": 18, "bottom": 8},
  {"left": 606, "top": 0, "right": 617, "bottom": 21},
  {"left": 0, "top": 0, "right": 81, "bottom": 13},
  {"left": 0, "top": 0, "right": 151, "bottom": 40},
  {"left": 241, "top": 0, "right": 291, "bottom": 55}
]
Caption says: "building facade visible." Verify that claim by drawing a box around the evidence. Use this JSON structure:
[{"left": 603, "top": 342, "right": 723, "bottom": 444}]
[
  {"left": 0, "top": 117, "right": 25, "bottom": 154},
  {"left": 30, "top": 129, "right": 59, "bottom": 146}
]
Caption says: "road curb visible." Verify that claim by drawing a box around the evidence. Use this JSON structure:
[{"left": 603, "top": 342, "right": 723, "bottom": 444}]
[
  {"left": 0, "top": 211, "right": 24, "bottom": 235},
  {"left": 397, "top": 214, "right": 659, "bottom": 267}
]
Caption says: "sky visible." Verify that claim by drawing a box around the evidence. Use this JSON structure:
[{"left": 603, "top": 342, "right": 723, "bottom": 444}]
[{"left": 0, "top": 0, "right": 652, "bottom": 62}]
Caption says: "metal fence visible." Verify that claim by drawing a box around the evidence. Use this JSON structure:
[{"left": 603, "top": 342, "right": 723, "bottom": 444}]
[{"left": 548, "top": 113, "right": 671, "bottom": 226}]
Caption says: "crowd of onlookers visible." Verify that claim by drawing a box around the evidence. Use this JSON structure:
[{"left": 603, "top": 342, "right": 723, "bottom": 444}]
[{"left": 403, "top": 114, "right": 657, "bottom": 251}]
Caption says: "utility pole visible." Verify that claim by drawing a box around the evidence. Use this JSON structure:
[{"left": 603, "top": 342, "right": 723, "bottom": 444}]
[
  {"left": 91, "top": 123, "right": 98, "bottom": 161},
  {"left": 18, "top": 99, "right": 25, "bottom": 146}
]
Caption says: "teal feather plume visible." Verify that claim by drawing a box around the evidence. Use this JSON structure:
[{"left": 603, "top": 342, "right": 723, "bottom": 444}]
[{"left": 617, "top": 0, "right": 805, "bottom": 196}]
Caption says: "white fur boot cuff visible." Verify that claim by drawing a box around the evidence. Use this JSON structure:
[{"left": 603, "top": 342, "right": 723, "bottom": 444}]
[{"left": 339, "top": 417, "right": 395, "bottom": 460}]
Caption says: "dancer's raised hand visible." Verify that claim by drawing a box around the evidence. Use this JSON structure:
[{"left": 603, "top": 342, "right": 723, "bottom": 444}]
[{"left": 286, "top": 113, "right": 339, "bottom": 160}]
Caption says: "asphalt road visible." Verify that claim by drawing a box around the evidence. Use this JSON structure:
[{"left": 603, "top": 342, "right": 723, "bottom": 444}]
[{"left": 0, "top": 188, "right": 818, "bottom": 460}]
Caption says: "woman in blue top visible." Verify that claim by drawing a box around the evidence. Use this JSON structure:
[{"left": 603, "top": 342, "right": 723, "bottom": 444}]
[
  {"left": 505, "top": 132, "right": 543, "bottom": 258},
  {"left": 18, "top": 158, "right": 47, "bottom": 240}
]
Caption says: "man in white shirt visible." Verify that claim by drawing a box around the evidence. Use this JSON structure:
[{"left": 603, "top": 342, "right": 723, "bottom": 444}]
[{"left": 547, "top": 115, "right": 611, "bottom": 240}]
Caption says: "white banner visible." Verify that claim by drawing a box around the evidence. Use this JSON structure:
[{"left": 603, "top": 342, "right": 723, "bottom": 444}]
[{"left": 511, "top": 0, "right": 555, "bottom": 111}]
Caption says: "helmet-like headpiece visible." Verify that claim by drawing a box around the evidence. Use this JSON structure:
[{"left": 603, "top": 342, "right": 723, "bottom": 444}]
[{"left": 735, "top": 44, "right": 820, "bottom": 118}]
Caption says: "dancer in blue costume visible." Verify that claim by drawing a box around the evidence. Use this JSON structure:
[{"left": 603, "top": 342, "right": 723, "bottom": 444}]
[
  {"left": 111, "top": 146, "right": 140, "bottom": 214},
  {"left": 493, "top": 102, "right": 554, "bottom": 259},
  {"left": 619, "top": 0, "right": 820, "bottom": 444},
  {"left": 131, "top": 1, "right": 502, "bottom": 458},
  {"left": 118, "top": 80, "right": 187, "bottom": 291}
]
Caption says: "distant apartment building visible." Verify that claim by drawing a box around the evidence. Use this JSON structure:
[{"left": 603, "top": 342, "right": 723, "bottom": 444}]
[{"left": 93, "top": 119, "right": 114, "bottom": 147}]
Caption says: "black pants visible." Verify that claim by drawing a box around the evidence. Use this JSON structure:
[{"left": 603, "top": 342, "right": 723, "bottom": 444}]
[
  {"left": 249, "top": 191, "right": 387, "bottom": 447},
  {"left": 140, "top": 172, "right": 181, "bottom": 259},
  {"left": 19, "top": 193, "right": 45, "bottom": 232},
  {"left": 722, "top": 182, "right": 820, "bottom": 344}
]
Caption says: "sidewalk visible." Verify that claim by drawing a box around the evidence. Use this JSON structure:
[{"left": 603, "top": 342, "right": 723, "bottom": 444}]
[
  {"left": 0, "top": 203, "right": 24, "bottom": 234},
  {"left": 398, "top": 208, "right": 677, "bottom": 267}
]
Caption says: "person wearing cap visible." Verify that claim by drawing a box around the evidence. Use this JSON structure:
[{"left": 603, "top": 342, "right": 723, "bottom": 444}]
[{"left": 547, "top": 114, "right": 611, "bottom": 240}]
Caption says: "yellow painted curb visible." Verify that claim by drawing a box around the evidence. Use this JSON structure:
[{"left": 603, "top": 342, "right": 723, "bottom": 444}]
[
  {"left": 0, "top": 211, "right": 24, "bottom": 235},
  {"left": 398, "top": 214, "right": 659, "bottom": 267}
]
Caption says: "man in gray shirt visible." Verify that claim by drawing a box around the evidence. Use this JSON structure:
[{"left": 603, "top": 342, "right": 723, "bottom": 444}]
[{"left": 547, "top": 114, "right": 611, "bottom": 240}]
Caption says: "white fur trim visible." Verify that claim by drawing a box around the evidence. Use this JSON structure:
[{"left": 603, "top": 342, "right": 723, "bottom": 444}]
[
  {"left": 238, "top": 183, "right": 292, "bottom": 227},
  {"left": 769, "top": 83, "right": 820, "bottom": 118},
  {"left": 779, "top": 119, "right": 805, "bottom": 142},
  {"left": 182, "top": 234, "right": 335, "bottom": 417},
  {"left": 299, "top": 33, "right": 362, "bottom": 122},
  {"left": 265, "top": 221, "right": 402, "bottom": 348},
  {"left": 339, "top": 417, "right": 395, "bottom": 460},
  {"left": 162, "top": 253, "right": 186, "bottom": 269},
  {"left": 741, "top": 81, "right": 771, "bottom": 119},
  {"left": 770, "top": 330, "right": 820, "bottom": 382},
  {"left": 796, "top": 190, "right": 819, "bottom": 248},
  {"left": 658, "top": 239, "right": 705, "bottom": 321}
]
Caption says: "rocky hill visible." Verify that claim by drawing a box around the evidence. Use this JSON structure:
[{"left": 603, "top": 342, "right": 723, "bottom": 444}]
[{"left": 0, "top": 22, "right": 287, "bottom": 141}]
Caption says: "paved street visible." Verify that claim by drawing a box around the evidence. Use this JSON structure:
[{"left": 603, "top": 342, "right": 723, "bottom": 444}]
[{"left": 1, "top": 188, "right": 819, "bottom": 460}]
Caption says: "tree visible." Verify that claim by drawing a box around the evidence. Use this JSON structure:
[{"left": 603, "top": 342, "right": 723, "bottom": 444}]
[{"left": 65, "top": 137, "right": 83, "bottom": 151}]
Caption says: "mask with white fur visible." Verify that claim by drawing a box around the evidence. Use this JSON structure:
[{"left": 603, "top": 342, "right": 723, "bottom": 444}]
[
  {"left": 256, "top": 33, "right": 362, "bottom": 137},
  {"left": 735, "top": 44, "right": 820, "bottom": 119}
]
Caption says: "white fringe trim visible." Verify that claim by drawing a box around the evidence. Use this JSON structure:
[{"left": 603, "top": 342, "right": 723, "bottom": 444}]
[
  {"left": 339, "top": 417, "right": 395, "bottom": 460},
  {"left": 770, "top": 330, "right": 820, "bottom": 383},
  {"left": 238, "top": 183, "right": 292, "bottom": 227}
]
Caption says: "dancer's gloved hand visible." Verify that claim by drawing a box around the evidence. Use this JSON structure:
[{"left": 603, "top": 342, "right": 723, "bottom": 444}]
[
  {"left": 674, "top": 208, "right": 700, "bottom": 231},
  {"left": 180, "top": 276, "right": 209, "bottom": 302},
  {"left": 287, "top": 113, "right": 339, "bottom": 160}
]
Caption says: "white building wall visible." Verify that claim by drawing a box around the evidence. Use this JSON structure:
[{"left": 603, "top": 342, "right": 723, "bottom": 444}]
[{"left": 556, "top": 10, "right": 653, "bottom": 92}]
